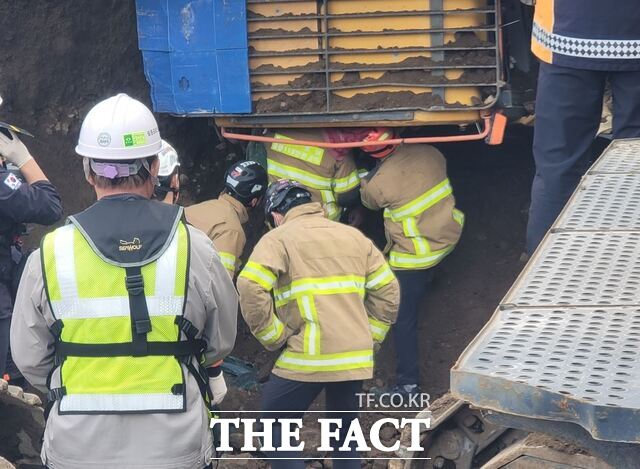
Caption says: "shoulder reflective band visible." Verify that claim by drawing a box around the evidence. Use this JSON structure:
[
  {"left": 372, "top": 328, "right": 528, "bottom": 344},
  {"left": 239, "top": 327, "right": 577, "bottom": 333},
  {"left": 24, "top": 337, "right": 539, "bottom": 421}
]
[
  {"left": 365, "top": 264, "right": 396, "bottom": 291},
  {"left": 333, "top": 170, "right": 360, "bottom": 194},
  {"left": 239, "top": 261, "right": 277, "bottom": 291},
  {"left": 276, "top": 349, "right": 374, "bottom": 372},
  {"left": 368, "top": 317, "right": 390, "bottom": 342},
  {"left": 219, "top": 251, "right": 238, "bottom": 273},
  {"left": 384, "top": 179, "right": 452, "bottom": 222},
  {"left": 267, "top": 159, "right": 333, "bottom": 191},
  {"left": 271, "top": 134, "right": 325, "bottom": 165},
  {"left": 274, "top": 275, "right": 365, "bottom": 308},
  {"left": 389, "top": 244, "right": 456, "bottom": 269},
  {"left": 255, "top": 314, "right": 285, "bottom": 346}
]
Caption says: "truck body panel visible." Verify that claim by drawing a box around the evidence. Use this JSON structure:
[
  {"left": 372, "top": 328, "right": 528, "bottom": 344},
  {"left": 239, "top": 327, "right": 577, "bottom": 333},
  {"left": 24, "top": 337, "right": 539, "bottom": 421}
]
[{"left": 135, "top": 0, "right": 500, "bottom": 128}]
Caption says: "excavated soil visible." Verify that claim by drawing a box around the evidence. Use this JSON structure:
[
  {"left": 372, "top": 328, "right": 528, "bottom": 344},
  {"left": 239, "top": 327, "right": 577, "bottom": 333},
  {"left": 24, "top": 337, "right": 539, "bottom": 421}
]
[
  {"left": 331, "top": 91, "right": 444, "bottom": 111},
  {"left": 254, "top": 91, "right": 327, "bottom": 114},
  {"left": 249, "top": 27, "right": 315, "bottom": 36},
  {"left": 253, "top": 68, "right": 496, "bottom": 92},
  {"left": 253, "top": 90, "right": 449, "bottom": 114},
  {"left": 251, "top": 32, "right": 496, "bottom": 114}
]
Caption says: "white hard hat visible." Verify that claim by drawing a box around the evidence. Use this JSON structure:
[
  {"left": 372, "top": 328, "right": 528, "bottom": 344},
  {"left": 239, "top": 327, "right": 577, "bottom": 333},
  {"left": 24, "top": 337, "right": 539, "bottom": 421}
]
[
  {"left": 158, "top": 140, "right": 180, "bottom": 177},
  {"left": 75, "top": 93, "right": 162, "bottom": 160}
]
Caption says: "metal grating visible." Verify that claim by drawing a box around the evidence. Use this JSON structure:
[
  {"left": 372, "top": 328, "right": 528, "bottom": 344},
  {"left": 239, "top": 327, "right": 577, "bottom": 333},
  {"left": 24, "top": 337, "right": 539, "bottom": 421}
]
[
  {"left": 245, "top": 0, "right": 500, "bottom": 116},
  {"left": 462, "top": 307, "right": 640, "bottom": 408},
  {"left": 589, "top": 138, "right": 640, "bottom": 174},
  {"left": 504, "top": 232, "right": 640, "bottom": 307},
  {"left": 555, "top": 174, "right": 640, "bottom": 231},
  {"left": 452, "top": 139, "right": 640, "bottom": 443}
]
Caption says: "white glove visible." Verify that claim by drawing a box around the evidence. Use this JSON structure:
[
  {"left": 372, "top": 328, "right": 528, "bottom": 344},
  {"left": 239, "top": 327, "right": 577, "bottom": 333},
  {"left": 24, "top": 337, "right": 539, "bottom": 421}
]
[
  {"left": 0, "top": 129, "right": 33, "bottom": 168},
  {"left": 209, "top": 373, "right": 228, "bottom": 405}
]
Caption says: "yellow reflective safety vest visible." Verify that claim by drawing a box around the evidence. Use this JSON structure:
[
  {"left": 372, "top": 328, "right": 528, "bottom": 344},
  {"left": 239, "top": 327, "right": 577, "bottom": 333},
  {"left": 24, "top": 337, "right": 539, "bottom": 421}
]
[
  {"left": 186, "top": 193, "right": 248, "bottom": 277},
  {"left": 41, "top": 199, "right": 207, "bottom": 414},
  {"left": 237, "top": 203, "right": 400, "bottom": 382},
  {"left": 360, "top": 144, "right": 464, "bottom": 270},
  {"left": 265, "top": 129, "right": 360, "bottom": 221}
]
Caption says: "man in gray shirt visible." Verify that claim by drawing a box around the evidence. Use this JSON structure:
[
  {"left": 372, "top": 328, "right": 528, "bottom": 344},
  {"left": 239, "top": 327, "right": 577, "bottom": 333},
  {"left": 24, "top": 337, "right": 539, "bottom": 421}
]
[{"left": 10, "top": 94, "right": 237, "bottom": 469}]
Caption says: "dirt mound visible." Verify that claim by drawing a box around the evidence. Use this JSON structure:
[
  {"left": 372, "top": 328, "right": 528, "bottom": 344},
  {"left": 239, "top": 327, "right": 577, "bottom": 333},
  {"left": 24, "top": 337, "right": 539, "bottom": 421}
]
[{"left": 0, "top": 1, "right": 237, "bottom": 245}]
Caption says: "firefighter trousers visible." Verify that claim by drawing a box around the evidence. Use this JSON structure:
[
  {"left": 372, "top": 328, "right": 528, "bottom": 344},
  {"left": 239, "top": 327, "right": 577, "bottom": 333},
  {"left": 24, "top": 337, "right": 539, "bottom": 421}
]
[
  {"left": 526, "top": 61, "right": 640, "bottom": 254},
  {"left": 393, "top": 269, "right": 434, "bottom": 386},
  {"left": 261, "top": 374, "right": 362, "bottom": 469}
]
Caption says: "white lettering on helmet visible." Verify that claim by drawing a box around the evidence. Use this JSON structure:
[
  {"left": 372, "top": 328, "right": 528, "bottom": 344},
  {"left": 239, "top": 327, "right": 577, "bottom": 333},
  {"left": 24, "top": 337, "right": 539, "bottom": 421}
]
[{"left": 226, "top": 175, "right": 240, "bottom": 187}]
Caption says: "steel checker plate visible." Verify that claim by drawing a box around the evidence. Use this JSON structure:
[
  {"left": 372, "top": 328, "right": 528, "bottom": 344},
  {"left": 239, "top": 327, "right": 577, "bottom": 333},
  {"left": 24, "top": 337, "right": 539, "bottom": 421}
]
[
  {"left": 504, "top": 231, "right": 640, "bottom": 307},
  {"left": 554, "top": 174, "right": 640, "bottom": 231},
  {"left": 589, "top": 138, "right": 640, "bottom": 174},
  {"left": 452, "top": 306, "right": 640, "bottom": 442}
]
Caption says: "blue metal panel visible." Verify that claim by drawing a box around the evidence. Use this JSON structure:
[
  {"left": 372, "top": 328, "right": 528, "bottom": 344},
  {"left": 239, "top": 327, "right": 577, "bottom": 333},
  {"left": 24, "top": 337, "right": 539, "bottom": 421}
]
[
  {"left": 214, "top": 0, "right": 247, "bottom": 50},
  {"left": 135, "top": 0, "right": 250, "bottom": 114},
  {"left": 136, "top": 0, "right": 169, "bottom": 51}
]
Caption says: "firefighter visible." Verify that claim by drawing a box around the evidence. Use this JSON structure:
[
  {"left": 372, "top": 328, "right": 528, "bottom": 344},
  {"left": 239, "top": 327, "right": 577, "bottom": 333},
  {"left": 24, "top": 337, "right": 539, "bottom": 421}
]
[
  {"left": 264, "top": 128, "right": 362, "bottom": 222},
  {"left": 359, "top": 129, "right": 464, "bottom": 397},
  {"left": 526, "top": 0, "right": 640, "bottom": 253},
  {"left": 10, "top": 94, "right": 238, "bottom": 469},
  {"left": 186, "top": 160, "right": 268, "bottom": 277},
  {"left": 237, "top": 180, "right": 400, "bottom": 468},
  {"left": 153, "top": 139, "right": 181, "bottom": 203},
  {"left": 0, "top": 125, "right": 63, "bottom": 383}
]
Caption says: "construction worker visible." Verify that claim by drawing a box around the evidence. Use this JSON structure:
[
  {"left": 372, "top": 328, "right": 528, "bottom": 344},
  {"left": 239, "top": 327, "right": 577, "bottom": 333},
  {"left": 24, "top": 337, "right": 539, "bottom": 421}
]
[
  {"left": 237, "top": 180, "right": 400, "bottom": 468},
  {"left": 186, "top": 160, "right": 268, "bottom": 277},
  {"left": 359, "top": 129, "right": 464, "bottom": 397},
  {"left": 153, "top": 139, "right": 181, "bottom": 203},
  {"left": 0, "top": 124, "right": 63, "bottom": 383},
  {"left": 10, "top": 94, "right": 238, "bottom": 469},
  {"left": 264, "top": 129, "right": 362, "bottom": 222},
  {"left": 526, "top": 0, "right": 640, "bottom": 253}
]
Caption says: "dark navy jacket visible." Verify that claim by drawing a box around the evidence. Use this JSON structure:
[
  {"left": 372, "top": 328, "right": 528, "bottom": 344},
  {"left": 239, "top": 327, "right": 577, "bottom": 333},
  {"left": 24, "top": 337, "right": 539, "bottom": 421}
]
[
  {"left": 532, "top": 0, "right": 640, "bottom": 71},
  {"left": 0, "top": 167, "right": 62, "bottom": 318}
]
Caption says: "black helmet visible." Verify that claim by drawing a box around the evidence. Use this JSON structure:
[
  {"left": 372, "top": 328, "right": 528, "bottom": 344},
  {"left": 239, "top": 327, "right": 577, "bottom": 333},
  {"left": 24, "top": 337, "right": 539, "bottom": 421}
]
[
  {"left": 264, "top": 180, "right": 312, "bottom": 223},
  {"left": 224, "top": 160, "right": 268, "bottom": 206}
]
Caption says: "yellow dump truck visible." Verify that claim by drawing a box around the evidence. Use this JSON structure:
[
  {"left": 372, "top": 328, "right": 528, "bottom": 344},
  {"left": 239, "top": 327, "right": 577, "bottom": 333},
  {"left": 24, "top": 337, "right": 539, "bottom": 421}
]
[{"left": 136, "top": 0, "right": 531, "bottom": 145}]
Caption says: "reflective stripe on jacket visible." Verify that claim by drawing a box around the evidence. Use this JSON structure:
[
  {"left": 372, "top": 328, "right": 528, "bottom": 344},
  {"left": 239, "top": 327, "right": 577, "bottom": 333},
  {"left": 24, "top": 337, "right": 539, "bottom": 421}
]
[
  {"left": 360, "top": 144, "right": 463, "bottom": 270},
  {"left": 237, "top": 202, "right": 400, "bottom": 382},
  {"left": 41, "top": 222, "right": 191, "bottom": 413},
  {"left": 265, "top": 129, "right": 360, "bottom": 221},
  {"left": 531, "top": 0, "right": 640, "bottom": 71},
  {"left": 186, "top": 193, "right": 248, "bottom": 277}
]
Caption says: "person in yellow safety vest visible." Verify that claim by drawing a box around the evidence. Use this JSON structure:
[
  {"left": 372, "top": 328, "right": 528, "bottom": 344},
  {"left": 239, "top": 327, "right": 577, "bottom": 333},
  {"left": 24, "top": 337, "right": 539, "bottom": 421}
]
[
  {"left": 9, "top": 94, "right": 238, "bottom": 469},
  {"left": 359, "top": 128, "right": 464, "bottom": 398},
  {"left": 153, "top": 139, "right": 181, "bottom": 204},
  {"left": 264, "top": 129, "right": 362, "bottom": 222},
  {"left": 237, "top": 180, "right": 400, "bottom": 468},
  {"left": 186, "top": 160, "right": 268, "bottom": 278}
]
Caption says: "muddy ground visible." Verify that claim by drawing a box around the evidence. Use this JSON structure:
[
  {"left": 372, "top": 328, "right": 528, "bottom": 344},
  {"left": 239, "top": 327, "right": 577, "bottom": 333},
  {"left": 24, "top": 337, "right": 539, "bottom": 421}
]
[{"left": 0, "top": 0, "right": 534, "bottom": 466}]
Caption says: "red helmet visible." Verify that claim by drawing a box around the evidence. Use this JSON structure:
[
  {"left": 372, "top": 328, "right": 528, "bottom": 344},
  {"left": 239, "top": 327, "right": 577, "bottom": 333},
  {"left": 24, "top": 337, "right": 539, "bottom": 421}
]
[
  {"left": 362, "top": 128, "right": 396, "bottom": 158},
  {"left": 323, "top": 128, "right": 370, "bottom": 160}
]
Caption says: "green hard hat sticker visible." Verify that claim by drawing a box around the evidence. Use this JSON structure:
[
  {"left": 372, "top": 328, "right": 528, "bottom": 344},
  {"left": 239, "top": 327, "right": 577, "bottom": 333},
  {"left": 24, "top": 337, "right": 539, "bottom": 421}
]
[{"left": 123, "top": 131, "right": 147, "bottom": 147}]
